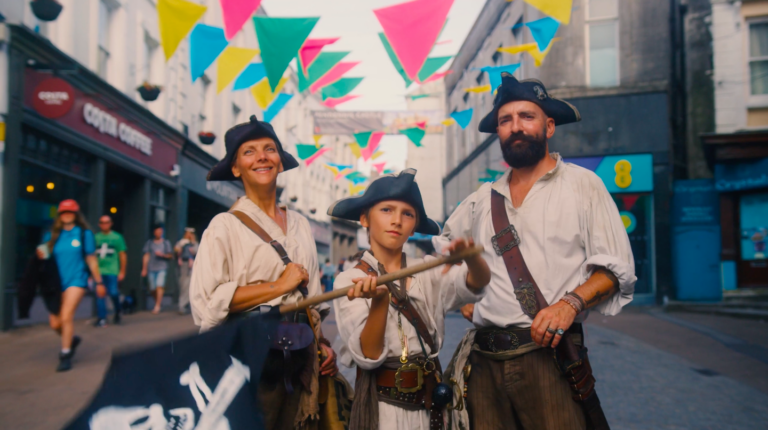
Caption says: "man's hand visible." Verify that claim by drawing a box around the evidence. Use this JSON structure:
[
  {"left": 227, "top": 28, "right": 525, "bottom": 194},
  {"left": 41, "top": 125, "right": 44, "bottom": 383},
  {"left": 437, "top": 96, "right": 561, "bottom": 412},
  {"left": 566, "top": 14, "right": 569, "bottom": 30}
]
[
  {"left": 141, "top": 268, "right": 148, "bottom": 277},
  {"left": 118, "top": 272, "right": 125, "bottom": 282},
  {"left": 531, "top": 301, "right": 577, "bottom": 348},
  {"left": 460, "top": 303, "right": 474, "bottom": 322},
  {"left": 319, "top": 343, "right": 338, "bottom": 376}
]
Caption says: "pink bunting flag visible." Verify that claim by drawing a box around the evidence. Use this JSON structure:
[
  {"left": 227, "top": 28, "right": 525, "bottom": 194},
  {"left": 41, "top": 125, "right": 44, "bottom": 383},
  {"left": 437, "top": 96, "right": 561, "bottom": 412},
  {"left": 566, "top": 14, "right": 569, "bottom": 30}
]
[
  {"left": 299, "top": 38, "right": 340, "bottom": 74},
  {"left": 322, "top": 95, "right": 360, "bottom": 108},
  {"left": 309, "top": 61, "right": 360, "bottom": 93},
  {"left": 373, "top": 162, "right": 387, "bottom": 174},
  {"left": 415, "top": 121, "right": 427, "bottom": 129},
  {"left": 360, "top": 132, "right": 384, "bottom": 161},
  {"left": 305, "top": 147, "right": 332, "bottom": 166},
  {"left": 373, "top": 0, "right": 455, "bottom": 80},
  {"left": 220, "top": 0, "right": 262, "bottom": 40},
  {"left": 422, "top": 70, "right": 452, "bottom": 84}
]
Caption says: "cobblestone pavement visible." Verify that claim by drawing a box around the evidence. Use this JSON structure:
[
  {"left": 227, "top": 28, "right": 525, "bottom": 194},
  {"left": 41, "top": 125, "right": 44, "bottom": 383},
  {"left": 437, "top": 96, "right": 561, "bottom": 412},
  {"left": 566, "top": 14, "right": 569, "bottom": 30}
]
[{"left": 2, "top": 307, "right": 768, "bottom": 429}]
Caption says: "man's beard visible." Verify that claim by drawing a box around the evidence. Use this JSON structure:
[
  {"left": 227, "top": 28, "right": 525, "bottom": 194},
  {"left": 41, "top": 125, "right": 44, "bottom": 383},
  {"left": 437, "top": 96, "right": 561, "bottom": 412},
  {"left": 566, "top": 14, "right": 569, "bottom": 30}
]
[{"left": 500, "top": 129, "right": 548, "bottom": 169}]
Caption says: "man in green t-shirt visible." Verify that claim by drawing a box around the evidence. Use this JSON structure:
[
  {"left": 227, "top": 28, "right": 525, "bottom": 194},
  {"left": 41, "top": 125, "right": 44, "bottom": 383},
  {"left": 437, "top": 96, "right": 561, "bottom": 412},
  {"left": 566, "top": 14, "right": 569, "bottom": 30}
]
[{"left": 94, "top": 215, "right": 127, "bottom": 326}]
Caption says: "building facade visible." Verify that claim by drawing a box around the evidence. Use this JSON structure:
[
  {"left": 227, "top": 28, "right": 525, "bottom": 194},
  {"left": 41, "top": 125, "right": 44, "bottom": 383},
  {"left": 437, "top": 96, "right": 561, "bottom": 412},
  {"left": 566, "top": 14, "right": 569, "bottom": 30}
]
[{"left": 442, "top": 0, "right": 713, "bottom": 304}]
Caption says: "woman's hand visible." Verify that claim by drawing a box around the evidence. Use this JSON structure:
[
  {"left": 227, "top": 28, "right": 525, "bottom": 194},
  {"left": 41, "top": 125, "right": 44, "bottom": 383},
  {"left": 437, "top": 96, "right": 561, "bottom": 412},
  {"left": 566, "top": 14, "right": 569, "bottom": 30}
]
[
  {"left": 319, "top": 343, "right": 338, "bottom": 376},
  {"left": 346, "top": 276, "right": 387, "bottom": 301},
  {"left": 36, "top": 248, "right": 45, "bottom": 260},
  {"left": 460, "top": 303, "right": 474, "bottom": 322},
  {"left": 279, "top": 262, "right": 309, "bottom": 293}
]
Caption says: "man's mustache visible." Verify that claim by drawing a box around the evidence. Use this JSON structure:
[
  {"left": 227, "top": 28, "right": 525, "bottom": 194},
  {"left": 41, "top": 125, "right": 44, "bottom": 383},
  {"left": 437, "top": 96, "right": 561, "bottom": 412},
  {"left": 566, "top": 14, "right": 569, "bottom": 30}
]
[{"left": 502, "top": 132, "right": 541, "bottom": 146}]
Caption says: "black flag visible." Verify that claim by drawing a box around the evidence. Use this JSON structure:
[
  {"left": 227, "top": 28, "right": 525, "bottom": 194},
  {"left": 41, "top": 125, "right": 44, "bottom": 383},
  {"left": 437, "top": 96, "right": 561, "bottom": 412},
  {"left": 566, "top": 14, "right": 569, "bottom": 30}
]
[{"left": 64, "top": 313, "right": 279, "bottom": 430}]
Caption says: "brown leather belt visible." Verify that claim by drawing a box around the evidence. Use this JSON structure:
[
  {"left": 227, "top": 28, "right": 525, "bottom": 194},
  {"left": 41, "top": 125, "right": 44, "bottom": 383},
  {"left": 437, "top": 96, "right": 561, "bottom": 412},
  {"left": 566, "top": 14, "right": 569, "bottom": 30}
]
[
  {"left": 376, "top": 367, "right": 422, "bottom": 389},
  {"left": 474, "top": 327, "right": 534, "bottom": 353}
]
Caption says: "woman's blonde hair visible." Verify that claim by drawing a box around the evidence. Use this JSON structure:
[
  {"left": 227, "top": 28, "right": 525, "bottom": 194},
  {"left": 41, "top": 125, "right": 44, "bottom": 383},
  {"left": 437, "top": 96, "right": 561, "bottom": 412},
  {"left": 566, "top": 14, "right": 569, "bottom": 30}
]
[{"left": 47, "top": 211, "right": 92, "bottom": 252}]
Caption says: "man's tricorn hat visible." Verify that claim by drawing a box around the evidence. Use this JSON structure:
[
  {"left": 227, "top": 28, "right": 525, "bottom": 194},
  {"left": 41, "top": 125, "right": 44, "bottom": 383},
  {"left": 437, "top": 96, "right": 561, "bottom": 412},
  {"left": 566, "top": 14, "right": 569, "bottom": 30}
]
[
  {"left": 478, "top": 73, "right": 581, "bottom": 133},
  {"left": 207, "top": 115, "right": 299, "bottom": 181},
  {"left": 327, "top": 168, "right": 441, "bottom": 236}
]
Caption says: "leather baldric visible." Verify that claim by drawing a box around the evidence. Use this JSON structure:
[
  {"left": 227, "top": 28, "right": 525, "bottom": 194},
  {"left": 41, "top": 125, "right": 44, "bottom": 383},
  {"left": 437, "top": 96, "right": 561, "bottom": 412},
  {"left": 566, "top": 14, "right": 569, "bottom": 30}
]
[
  {"left": 489, "top": 189, "right": 548, "bottom": 316},
  {"left": 229, "top": 210, "right": 308, "bottom": 296}
]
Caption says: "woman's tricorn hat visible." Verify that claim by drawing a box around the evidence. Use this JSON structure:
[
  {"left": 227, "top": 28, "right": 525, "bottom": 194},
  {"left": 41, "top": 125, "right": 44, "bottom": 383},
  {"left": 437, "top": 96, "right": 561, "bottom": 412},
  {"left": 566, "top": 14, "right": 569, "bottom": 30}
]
[
  {"left": 327, "top": 168, "right": 441, "bottom": 236},
  {"left": 478, "top": 73, "right": 581, "bottom": 133},
  {"left": 207, "top": 115, "right": 299, "bottom": 181}
]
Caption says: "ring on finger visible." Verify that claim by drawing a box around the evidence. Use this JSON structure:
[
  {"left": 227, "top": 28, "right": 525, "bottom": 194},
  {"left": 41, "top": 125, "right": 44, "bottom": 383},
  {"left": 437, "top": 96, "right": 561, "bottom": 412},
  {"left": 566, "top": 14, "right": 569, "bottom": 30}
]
[
  {"left": 556, "top": 328, "right": 565, "bottom": 336},
  {"left": 546, "top": 327, "right": 556, "bottom": 334}
]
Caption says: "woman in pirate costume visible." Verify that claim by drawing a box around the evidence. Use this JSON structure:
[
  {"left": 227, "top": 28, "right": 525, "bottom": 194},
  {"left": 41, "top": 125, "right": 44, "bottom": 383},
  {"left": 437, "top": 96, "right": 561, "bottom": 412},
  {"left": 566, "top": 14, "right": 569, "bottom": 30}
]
[
  {"left": 190, "top": 116, "right": 338, "bottom": 430},
  {"left": 330, "top": 169, "right": 491, "bottom": 430}
]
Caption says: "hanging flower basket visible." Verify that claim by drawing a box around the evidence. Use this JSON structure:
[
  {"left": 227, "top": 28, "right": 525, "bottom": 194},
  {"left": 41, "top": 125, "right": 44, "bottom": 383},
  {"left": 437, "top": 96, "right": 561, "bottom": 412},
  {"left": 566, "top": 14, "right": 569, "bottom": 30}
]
[
  {"left": 137, "top": 82, "right": 162, "bottom": 101},
  {"left": 290, "top": 196, "right": 298, "bottom": 203},
  {"left": 309, "top": 208, "right": 317, "bottom": 214},
  {"left": 198, "top": 132, "right": 216, "bottom": 145},
  {"left": 31, "top": 0, "right": 63, "bottom": 22}
]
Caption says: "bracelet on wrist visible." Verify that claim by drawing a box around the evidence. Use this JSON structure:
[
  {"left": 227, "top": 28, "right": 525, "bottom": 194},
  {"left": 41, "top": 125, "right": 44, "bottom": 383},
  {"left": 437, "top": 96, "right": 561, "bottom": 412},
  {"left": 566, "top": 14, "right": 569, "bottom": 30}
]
[
  {"left": 566, "top": 291, "right": 586, "bottom": 310},
  {"left": 560, "top": 292, "right": 584, "bottom": 314}
]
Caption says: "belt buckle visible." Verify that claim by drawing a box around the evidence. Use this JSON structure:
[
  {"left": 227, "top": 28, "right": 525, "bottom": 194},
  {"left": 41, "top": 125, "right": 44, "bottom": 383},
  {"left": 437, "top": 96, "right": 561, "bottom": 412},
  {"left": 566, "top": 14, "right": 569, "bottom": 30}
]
[
  {"left": 487, "top": 330, "right": 519, "bottom": 353},
  {"left": 491, "top": 224, "right": 521, "bottom": 256},
  {"left": 395, "top": 363, "right": 423, "bottom": 393}
]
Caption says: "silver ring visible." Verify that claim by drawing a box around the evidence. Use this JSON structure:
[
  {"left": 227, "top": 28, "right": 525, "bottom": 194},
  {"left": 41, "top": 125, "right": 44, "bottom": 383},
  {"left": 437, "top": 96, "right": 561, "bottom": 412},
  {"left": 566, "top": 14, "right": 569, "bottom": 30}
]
[
  {"left": 556, "top": 328, "right": 565, "bottom": 336},
  {"left": 546, "top": 327, "right": 556, "bottom": 334}
]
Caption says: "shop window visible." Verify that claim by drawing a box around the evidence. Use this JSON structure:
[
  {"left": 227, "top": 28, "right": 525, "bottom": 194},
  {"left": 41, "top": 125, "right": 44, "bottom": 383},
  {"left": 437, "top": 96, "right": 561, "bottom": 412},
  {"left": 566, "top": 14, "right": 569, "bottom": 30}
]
[
  {"left": 613, "top": 193, "right": 653, "bottom": 296},
  {"left": 740, "top": 193, "right": 768, "bottom": 261},
  {"left": 749, "top": 21, "right": 768, "bottom": 95},
  {"left": 586, "top": 0, "right": 619, "bottom": 87},
  {"left": 21, "top": 128, "right": 91, "bottom": 179}
]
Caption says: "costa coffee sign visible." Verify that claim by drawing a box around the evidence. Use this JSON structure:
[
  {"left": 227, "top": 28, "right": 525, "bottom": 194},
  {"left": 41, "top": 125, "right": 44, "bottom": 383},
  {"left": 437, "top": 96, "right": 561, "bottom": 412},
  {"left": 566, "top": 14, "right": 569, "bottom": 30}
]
[
  {"left": 32, "top": 78, "right": 75, "bottom": 119},
  {"left": 83, "top": 102, "right": 152, "bottom": 156}
]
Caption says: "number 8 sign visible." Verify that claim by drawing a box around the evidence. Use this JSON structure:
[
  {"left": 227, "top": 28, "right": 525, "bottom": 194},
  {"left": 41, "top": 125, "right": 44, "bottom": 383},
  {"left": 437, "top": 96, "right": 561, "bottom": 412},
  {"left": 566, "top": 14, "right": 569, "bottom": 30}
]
[{"left": 614, "top": 160, "right": 632, "bottom": 188}]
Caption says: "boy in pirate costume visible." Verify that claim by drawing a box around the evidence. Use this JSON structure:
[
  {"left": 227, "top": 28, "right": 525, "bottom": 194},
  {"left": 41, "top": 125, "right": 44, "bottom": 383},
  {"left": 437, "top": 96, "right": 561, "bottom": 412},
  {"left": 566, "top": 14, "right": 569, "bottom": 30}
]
[
  {"left": 330, "top": 169, "right": 491, "bottom": 430},
  {"left": 438, "top": 74, "right": 636, "bottom": 430}
]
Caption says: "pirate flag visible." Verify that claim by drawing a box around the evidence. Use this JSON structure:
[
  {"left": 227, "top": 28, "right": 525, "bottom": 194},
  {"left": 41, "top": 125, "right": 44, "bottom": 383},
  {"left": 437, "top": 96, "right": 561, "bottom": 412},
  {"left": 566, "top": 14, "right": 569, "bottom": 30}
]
[{"left": 64, "top": 313, "right": 279, "bottom": 430}]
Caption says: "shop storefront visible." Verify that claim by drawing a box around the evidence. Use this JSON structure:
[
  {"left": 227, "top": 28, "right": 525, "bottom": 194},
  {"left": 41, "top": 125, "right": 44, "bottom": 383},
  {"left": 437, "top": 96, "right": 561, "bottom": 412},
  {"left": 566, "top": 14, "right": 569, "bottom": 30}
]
[
  {"left": 702, "top": 131, "right": 768, "bottom": 289},
  {"left": 1, "top": 26, "right": 185, "bottom": 329}
]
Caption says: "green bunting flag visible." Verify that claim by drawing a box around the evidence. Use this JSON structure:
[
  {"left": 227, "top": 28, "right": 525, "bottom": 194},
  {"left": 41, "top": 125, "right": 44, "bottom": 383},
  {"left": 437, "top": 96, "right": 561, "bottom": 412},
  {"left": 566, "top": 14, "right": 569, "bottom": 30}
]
[
  {"left": 400, "top": 127, "right": 426, "bottom": 147},
  {"left": 417, "top": 56, "right": 452, "bottom": 83},
  {"left": 253, "top": 16, "right": 319, "bottom": 91},
  {"left": 298, "top": 51, "right": 349, "bottom": 93},
  {"left": 353, "top": 131, "right": 374, "bottom": 149},
  {"left": 379, "top": 33, "right": 413, "bottom": 87},
  {"left": 321, "top": 77, "right": 363, "bottom": 101}
]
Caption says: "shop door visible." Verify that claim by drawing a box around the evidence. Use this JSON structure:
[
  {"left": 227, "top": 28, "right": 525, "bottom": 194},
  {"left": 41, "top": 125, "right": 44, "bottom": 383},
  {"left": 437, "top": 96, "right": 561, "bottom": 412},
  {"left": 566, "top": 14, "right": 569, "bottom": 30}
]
[
  {"left": 186, "top": 191, "right": 227, "bottom": 236},
  {"left": 613, "top": 194, "right": 655, "bottom": 304},
  {"left": 738, "top": 193, "right": 768, "bottom": 287}
]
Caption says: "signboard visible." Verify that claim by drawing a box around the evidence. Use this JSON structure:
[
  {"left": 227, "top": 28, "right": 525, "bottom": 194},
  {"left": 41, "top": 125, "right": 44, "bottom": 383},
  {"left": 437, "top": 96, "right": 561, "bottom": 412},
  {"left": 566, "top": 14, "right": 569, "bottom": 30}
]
[
  {"left": 24, "top": 69, "right": 180, "bottom": 176},
  {"left": 715, "top": 157, "right": 768, "bottom": 192},
  {"left": 672, "top": 179, "right": 719, "bottom": 226},
  {"left": 313, "top": 110, "right": 445, "bottom": 135},
  {"left": 565, "top": 153, "right": 653, "bottom": 193}
]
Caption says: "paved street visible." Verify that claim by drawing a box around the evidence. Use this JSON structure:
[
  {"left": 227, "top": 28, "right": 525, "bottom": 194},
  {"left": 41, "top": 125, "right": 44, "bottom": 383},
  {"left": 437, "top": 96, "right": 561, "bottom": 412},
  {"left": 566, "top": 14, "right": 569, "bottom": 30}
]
[{"left": 1, "top": 307, "right": 768, "bottom": 429}]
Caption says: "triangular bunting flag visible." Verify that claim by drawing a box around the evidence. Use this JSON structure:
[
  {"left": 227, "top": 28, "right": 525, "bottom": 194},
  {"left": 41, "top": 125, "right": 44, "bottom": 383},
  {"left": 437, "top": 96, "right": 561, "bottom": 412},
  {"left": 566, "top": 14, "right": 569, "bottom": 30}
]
[
  {"left": 417, "top": 56, "right": 453, "bottom": 83},
  {"left": 409, "top": 94, "right": 430, "bottom": 100},
  {"left": 465, "top": 85, "right": 491, "bottom": 93},
  {"left": 378, "top": 33, "right": 413, "bottom": 87},
  {"left": 370, "top": 151, "right": 385, "bottom": 160},
  {"left": 322, "top": 95, "right": 360, "bottom": 108},
  {"left": 527, "top": 39, "right": 557, "bottom": 67},
  {"left": 450, "top": 108, "right": 473, "bottom": 129},
  {"left": 526, "top": 17, "right": 560, "bottom": 51},
  {"left": 498, "top": 39, "right": 559, "bottom": 67},
  {"left": 400, "top": 127, "right": 426, "bottom": 147},
  {"left": 416, "top": 121, "right": 427, "bottom": 129},
  {"left": 263, "top": 93, "right": 293, "bottom": 123},
  {"left": 253, "top": 16, "right": 319, "bottom": 91},
  {"left": 296, "top": 144, "right": 331, "bottom": 166},
  {"left": 158, "top": 0, "right": 207, "bottom": 61},
  {"left": 233, "top": 63, "right": 266, "bottom": 90},
  {"left": 349, "top": 182, "right": 366, "bottom": 196},
  {"left": 216, "top": 47, "right": 260, "bottom": 93},
  {"left": 321, "top": 77, "right": 363, "bottom": 100},
  {"left": 441, "top": 118, "right": 456, "bottom": 126},
  {"left": 189, "top": 24, "right": 228, "bottom": 82},
  {"left": 480, "top": 63, "right": 522, "bottom": 91},
  {"left": 348, "top": 142, "right": 362, "bottom": 159},
  {"left": 423, "top": 70, "right": 452, "bottom": 84},
  {"left": 346, "top": 171, "right": 367, "bottom": 184},
  {"left": 361, "top": 132, "right": 384, "bottom": 161},
  {"left": 354, "top": 131, "right": 374, "bottom": 149},
  {"left": 250, "top": 76, "right": 288, "bottom": 109},
  {"left": 524, "top": 0, "right": 572, "bottom": 25},
  {"left": 383, "top": 168, "right": 396, "bottom": 174},
  {"left": 298, "top": 52, "right": 349, "bottom": 93},
  {"left": 373, "top": 0, "right": 455, "bottom": 80},
  {"left": 220, "top": 0, "right": 262, "bottom": 40},
  {"left": 372, "top": 162, "right": 387, "bottom": 174},
  {"left": 323, "top": 163, "right": 353, "bottom": 179},
  {"left": 310, "top": 62, "right": 360, "bottom": 93},
  {"left": 313, "top": 134, "right": 322, "bottom": 147},
  {"left": 299, "top": 38, "right": 340, "bottom": 75}
]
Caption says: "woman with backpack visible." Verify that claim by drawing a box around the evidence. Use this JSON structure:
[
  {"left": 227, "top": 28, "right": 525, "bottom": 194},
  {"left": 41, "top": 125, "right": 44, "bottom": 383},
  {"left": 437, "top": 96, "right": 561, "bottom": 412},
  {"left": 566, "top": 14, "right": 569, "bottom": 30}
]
[{"left": 36, "top": 199, "right": 103, "bottom": 372}]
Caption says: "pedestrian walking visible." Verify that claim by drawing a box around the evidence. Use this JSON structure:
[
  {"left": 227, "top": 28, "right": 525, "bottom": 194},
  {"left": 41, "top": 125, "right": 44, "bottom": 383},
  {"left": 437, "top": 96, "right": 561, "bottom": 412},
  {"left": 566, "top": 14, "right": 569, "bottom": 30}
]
[
  {"left": 439, "top": 74, "right": 637, "bottom": 430},
  {"left": 321, "top": 258, "right": 336, "bottom": 292},
  {"left": 93, "top": 215, "right": 127, "bottom": 326},
  {"left": 190, "top": 115, "right": 340, "bottom": 430},
  {"left": 37, "top": 199, "right": 104, "bottom": 372},
  {"left": 330, "top": 169, "right": 490, "bottom": 430},
  {"left": 174, "top": 227, "right": 197, "bottom": 315},
  {"left": 141, "top": 225, "right": 173, "bottom": 314}
]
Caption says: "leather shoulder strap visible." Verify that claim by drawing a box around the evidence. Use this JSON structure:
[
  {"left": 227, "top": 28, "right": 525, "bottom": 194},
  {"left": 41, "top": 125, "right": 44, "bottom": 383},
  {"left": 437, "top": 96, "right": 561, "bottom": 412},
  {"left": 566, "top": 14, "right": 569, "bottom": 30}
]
[{"left": 490, "top": 189, "right": 548, "bottom": 318}]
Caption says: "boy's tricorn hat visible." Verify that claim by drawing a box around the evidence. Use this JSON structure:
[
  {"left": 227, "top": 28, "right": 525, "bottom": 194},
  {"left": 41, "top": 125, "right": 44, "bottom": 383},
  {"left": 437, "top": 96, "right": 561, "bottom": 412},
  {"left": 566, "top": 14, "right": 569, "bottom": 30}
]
[
  {"left": 327, "top": 168, "right": 441, "bottom": 236},
  {"left": 207, "top": 115, "right": 299, "bottom": 181},
  {"left": 478, "top": 73, "right": 581, "bottom": 133}
]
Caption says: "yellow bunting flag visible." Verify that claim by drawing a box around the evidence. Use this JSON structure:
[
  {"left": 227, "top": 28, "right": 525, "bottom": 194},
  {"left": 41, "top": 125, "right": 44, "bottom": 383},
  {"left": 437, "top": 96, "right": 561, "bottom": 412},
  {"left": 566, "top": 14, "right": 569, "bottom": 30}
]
[
  {"left": 441, "top": 118, "right": 456, "bottom": 126},
  {"left": 158, "top": 0, "right": 207, "bottom": 61},
  {"left": 348, "top": 142, "right": 362, "bottom": 159},
  {"left": 217, "top": 47, "right": 260, "bottom": 93},
  {"left": 370, "top": 151, "right": 384, "bottom": 160},
  {"left": 313, "top": 135, "right": 322, "bottom": 148},
  {"left": 250, "top": 77, "right": 288, "bottom": 109},
  {"left": 527, "top": 40, "right": 557, "bottom": 67},
  {"left": 465, "top": 85, "right": 491, "bottom": 93},
  {"left": 524, "top": 0, "right": 573, "bottom": 25},
  {"left": 349, "top": 182, "right": 366, "bottom": 195},
  {"left": 497, "top": 38, "right": 559, "bottom": 67}
]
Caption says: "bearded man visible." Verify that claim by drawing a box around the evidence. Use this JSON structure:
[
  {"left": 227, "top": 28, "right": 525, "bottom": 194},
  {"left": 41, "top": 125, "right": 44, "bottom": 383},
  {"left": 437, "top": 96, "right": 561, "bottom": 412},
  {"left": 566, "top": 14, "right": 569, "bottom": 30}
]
[{"left": 437, "top": 74, "right": 636, "bottom": 430}]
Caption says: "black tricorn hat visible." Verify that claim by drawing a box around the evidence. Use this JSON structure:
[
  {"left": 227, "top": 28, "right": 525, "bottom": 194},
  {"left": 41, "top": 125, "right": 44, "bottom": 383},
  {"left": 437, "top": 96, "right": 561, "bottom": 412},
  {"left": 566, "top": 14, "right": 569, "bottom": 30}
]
[
  {"left": 478, "top": 73, "right": 581, "bottom": 133},
  {"left": 327, "top": 168, "right": 441, "bottom": 236},
  {"left": 207, "top": 115, "right": 299, "bottom": 181}
]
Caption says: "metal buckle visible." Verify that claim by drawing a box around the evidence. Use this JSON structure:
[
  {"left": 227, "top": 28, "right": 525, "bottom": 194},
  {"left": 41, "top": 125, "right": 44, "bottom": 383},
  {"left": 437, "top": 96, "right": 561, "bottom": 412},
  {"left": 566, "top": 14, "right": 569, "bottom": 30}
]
[
  {"left": 486, "top": 330, "right": 519, "bottom": 353},
  {"left": 395, "top": 363, "right": 423, "bottom": 393},
  {"left": 491, "top": 224, "right": 521, "bottom": 256}
]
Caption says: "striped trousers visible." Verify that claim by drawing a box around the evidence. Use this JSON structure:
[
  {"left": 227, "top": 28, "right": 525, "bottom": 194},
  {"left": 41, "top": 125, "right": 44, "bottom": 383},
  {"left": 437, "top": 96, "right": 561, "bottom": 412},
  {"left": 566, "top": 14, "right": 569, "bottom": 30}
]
[{"left": 466, "top": 348, "right": 587, "bottom": 430}]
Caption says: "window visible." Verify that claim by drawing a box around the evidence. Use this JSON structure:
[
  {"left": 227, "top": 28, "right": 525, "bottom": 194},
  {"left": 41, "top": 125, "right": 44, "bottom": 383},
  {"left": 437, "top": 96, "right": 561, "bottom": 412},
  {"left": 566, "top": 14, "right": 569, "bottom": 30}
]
[
  {"left": 586, "top": 0, "right": 619, "bottom": 87},
  {"left": 97, "top": 0, "right": 112, "bottom": 79},
  {"left": 475, "top": 72, "right": 484, "bottom": 85},
  {"left": 232, "top": 103, "right": 242, "bottom": 123},
  {"left": 749, "top": 22, "right": 768, "bottom": 95},
  {"left": 142, "top": 30, "right": 159, "bottom": 83}
]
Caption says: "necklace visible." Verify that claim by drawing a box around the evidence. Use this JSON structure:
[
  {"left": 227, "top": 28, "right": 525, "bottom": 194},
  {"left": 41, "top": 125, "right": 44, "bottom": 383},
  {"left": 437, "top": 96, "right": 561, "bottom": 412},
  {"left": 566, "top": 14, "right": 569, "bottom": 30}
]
[
  {"left": 397, "top": 309, "right": 409, "bottom": 363},
  {"left": 275, "top": 205, "right": 287, "bottom": 233}
]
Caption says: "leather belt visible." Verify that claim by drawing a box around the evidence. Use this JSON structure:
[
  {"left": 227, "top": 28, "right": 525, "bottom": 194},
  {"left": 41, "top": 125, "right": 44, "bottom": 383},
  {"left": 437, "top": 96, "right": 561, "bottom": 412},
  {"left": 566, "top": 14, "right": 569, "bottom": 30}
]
[
  {"left": 376, "top": 366, "right": 422, "bottom": 389},
  {"left": 474, "top": 327, "right": 534, "bottom": 353},
  {"left": 227, "top": 307, "right": 310, "bottom": 325}
]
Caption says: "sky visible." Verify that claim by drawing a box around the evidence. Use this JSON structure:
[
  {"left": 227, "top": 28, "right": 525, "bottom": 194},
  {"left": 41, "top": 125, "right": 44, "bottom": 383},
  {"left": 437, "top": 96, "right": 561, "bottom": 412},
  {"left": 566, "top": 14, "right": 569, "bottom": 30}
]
[{"left": 261, "top": 0, "right": 486, "bottom": 112}]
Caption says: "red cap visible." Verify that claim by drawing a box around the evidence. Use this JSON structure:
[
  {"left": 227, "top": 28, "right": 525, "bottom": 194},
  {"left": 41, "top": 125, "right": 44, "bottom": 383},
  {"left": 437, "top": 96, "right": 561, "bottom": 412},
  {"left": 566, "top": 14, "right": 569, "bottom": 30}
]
[{"left": 57, "top": 199, "right": 80, "bottom": 213}]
